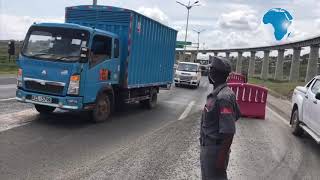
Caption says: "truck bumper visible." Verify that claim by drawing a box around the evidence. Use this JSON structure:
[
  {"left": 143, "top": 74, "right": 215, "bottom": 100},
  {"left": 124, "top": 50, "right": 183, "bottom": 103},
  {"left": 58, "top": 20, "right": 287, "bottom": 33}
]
[{"left": 16, "top": 89, "right": 83, "bottom": 110}]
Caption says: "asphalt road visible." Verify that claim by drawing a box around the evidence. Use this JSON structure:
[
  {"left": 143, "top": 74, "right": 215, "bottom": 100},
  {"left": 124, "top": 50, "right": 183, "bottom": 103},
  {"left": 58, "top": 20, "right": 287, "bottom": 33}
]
[{"left": 0, "top": 77, "right": 320, "bottom": 180}]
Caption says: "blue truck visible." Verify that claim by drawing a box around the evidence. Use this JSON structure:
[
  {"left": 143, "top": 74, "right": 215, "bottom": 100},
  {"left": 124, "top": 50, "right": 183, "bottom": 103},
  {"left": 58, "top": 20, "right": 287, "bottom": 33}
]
[{"left": 16, "top": 5, "right": 177, "bottom": 122}]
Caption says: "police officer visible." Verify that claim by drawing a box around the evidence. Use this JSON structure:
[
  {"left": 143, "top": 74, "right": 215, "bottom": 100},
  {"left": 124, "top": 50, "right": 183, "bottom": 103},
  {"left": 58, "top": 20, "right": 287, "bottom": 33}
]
[{"left": 200, "top": 56, "right": 240, "bottom": 180}]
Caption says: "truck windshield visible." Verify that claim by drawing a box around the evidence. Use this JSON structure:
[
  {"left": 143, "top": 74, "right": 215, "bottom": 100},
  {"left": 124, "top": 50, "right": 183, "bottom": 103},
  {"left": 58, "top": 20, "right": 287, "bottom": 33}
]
[
  {"left": 177, "top": 63, "right": 198, "bottom": 72},
  {"left": 22, "top": 26, "right": 89, "bottom": 62}
]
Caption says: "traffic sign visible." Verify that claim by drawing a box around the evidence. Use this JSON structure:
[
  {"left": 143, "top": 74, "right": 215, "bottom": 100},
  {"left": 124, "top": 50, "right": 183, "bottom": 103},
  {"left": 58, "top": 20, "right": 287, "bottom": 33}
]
[
  {"left": 176, "top": 44, "right": 184, "bottom": 48},
  {"left": 176, "top": 41, "right": 192, "bottom": 46}
]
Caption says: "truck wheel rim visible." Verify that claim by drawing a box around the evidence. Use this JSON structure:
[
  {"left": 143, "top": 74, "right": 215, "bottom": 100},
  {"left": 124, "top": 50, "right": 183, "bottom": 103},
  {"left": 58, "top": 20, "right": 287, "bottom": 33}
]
[
  {"left": 97, "top": 98, "right": 109, "bottom": 117},
  {"left": 291, "top": 111, "right": 298, "bottom": 128}
]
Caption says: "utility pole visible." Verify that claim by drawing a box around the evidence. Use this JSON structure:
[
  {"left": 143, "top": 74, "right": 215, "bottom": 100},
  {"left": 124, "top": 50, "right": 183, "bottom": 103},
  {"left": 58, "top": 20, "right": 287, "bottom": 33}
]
[
  {"left": 193, "top": 29, "right": 205, "bottom": 56},
  {"left": 93, "top": 0, "right": 97, "bottom": 6},
  {"left": 176, "top": 1, "right": 200, "bottom": 61}
]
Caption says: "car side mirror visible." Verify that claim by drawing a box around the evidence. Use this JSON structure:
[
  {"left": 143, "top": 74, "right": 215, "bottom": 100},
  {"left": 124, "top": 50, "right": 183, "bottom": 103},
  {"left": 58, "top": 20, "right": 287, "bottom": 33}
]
[
  {"left": 316, "top": 92, "right": 320, "bottom": 100},
  {"left": 79, "top": 47, "right": 88, "bottom": 63}
]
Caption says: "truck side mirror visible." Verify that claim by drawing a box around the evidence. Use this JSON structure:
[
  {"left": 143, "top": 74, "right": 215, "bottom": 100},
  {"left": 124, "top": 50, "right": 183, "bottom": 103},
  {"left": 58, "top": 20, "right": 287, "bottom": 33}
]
[
  {"left": 316, "top": 92, "right": 320, "bottom": 100},
  {"left": 79, "top": 47, "right": 88, "bottom": 63}
]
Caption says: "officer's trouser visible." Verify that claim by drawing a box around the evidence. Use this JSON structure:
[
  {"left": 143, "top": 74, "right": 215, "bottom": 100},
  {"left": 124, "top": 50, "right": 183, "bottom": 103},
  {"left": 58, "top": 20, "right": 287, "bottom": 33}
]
[{"left": 200, "top": 144, "right": 230, "bottom": 180}]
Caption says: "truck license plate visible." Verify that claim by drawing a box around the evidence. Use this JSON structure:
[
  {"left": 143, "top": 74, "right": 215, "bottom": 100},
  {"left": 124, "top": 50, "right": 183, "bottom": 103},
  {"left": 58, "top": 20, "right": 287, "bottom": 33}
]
[{"left": 31, "top": 95, "right": 52, "bottom": 104}]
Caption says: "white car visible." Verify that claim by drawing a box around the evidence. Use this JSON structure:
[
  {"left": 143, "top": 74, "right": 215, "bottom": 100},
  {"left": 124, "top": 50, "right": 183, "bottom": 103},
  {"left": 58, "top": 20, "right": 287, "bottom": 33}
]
[
  {"left": 174, "top": 62, "right": 201, "bottom": 88},
  {"left": 291, "top": 75, "right": 320, "bottom": 143}
]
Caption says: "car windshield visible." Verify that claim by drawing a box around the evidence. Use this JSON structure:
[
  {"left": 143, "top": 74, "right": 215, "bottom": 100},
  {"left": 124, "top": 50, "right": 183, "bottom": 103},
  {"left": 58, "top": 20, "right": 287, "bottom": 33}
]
[
  {"left": 22, "top": 26, "right": 89, "bottom": 62},
  {"left": 177, "top": 63, "right": 198, "bottom": 72}
]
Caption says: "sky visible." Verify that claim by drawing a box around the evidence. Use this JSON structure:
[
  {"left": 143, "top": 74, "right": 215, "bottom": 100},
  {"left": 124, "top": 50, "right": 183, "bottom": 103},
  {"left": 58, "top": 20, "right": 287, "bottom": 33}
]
[{"left": 1, "top": 0, "right": 320, "bottom": 56}]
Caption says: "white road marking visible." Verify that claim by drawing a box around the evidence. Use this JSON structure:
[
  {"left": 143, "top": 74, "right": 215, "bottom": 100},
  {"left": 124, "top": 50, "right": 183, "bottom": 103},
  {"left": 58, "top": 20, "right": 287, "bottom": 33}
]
[
  {"left": 0, "top": 109, "right": 37, "bottom": 132},
  {"left": 267, "top": 106, "right": 290, "bottom": 127},
  {"left": 0, "top": 97, "right": 16, "bottom": 102},
  {"left": 0, "top": 84, "right": 16, "bottom": 89},
  {"left": 162, "top": 100, "right": 202, "bottom": 108},
  {"left": 178, "top": 101, "right": 195, "bottom": 120}
]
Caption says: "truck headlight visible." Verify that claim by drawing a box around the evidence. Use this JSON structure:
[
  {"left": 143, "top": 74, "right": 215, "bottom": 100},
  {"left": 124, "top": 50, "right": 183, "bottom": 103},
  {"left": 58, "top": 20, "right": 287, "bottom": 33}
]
[
  {"left": 192, "top": 76, "right": 197, "bottom": 80},
  {"left": 67, "top": 74, "right": 80, "bottom": 95},
  {"left": 17, "top": 68, "right": 23, "bottom": 87}
]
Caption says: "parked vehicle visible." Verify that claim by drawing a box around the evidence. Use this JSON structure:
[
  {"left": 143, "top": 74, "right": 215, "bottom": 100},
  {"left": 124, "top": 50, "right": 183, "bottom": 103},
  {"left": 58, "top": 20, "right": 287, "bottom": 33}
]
[
  {"left": 16, "top": 5, "right": 177, "bottom": 122},
  {"left": 291, "top": 75, "right": 320, "bottom": 143},
  {"left": 174, "top": 62, "right": 201, "bottom": 88},
  {"left": 199, "top": 64, "right": 209, "bottom": 76}
]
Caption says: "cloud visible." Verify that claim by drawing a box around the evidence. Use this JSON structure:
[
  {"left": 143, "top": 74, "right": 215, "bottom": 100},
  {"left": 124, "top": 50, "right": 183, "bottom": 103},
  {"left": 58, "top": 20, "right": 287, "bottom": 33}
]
[
  {"left": 137, "top": 6, "right": 169, "bottom": 25},
  {"left": 0, "top": 14, "right": 63, "bottom": 40},
  {"left": 316, "top": 19, "right": 320, "bottom": 28},
  {"left": 217, "top": 9, "right": 259, "bottom": 31}
]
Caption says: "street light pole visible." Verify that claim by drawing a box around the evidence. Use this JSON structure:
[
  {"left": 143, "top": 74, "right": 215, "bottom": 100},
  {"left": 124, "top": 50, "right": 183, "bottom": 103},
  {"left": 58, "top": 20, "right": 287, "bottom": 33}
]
[
  {"left": 184, "top": 8, "right": 190, "bottom": 60},
  {"left": 176, "top": 0, "right": 200, "bottom": 61},
  {"left": 193, "top": 29, "right": 205, "bottom": 56}
]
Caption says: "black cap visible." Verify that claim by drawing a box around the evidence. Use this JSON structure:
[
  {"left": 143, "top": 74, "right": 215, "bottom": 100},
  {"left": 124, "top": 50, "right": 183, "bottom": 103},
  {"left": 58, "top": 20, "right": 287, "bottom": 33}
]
[{"left": 210, "top": 56, "right": 231, "bottom": 74}]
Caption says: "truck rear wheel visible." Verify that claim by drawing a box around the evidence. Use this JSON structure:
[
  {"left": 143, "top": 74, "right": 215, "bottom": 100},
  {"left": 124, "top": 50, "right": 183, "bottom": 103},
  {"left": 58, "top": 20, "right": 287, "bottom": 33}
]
[
  {"left": 92, "top": 94, "right": 111, "bottom": 123},
  {"left": 291, "top": 109, "right": 303, "bottom": 137},
  {"left": 35, "top": 104, "right": 55, "bottom": 114},
  {"left": 141, "top": 91, "right": 157, "bottom": 109}
]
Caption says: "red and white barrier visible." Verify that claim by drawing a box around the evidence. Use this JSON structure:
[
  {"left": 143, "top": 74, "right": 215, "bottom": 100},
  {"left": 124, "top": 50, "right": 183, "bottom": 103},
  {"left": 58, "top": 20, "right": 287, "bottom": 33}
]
[
  {"left": 228, "top": 83, "right": 268, "bottom": 119},
  {"left": 227, "top": 73, "right": 247, "bottom": 84}
]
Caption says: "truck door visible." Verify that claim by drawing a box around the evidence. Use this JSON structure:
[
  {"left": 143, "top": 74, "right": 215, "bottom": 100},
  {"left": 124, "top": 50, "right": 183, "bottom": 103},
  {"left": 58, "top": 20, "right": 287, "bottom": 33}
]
[
  {"left": 303, "top": 79, "right": 320, "bottom": 131},
  {"left": 83, "top": 34, "right": 120, "bottom": 103}
]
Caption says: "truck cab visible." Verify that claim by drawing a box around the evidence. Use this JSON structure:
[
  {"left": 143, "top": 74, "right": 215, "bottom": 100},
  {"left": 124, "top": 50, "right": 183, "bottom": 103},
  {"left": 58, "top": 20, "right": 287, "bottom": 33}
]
[
  {"left": 291, "top": 75, "right": 320, "bottom": 143},
  {"left": 174, "top": 62, "right": 201, "bottom": 88},
  {"left": 16, "top": 23, "right": 120, "bottom": 121}
]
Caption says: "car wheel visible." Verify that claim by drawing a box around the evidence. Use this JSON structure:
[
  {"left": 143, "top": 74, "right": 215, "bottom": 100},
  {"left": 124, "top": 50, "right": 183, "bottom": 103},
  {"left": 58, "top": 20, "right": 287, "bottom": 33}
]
[
  {"left": 92, "top": 93, "right": 111, "bottom": 123},
  {"left": 35, "top": 104, "right": 55, "bottom": 114},
  {"left": 291, "top": 108, "right": 303, "bottom": 136},
  {"left": 175, "top": 83, "right": 180, "bottom": 87}
]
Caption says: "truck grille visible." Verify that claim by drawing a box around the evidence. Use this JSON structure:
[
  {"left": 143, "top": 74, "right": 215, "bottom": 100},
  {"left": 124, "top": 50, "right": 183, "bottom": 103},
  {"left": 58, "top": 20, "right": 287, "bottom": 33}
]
[
  {"left": 24, "top": 79, "right": 65, "bottom": 95},
  {"left": 180, "top": 76, "right": 192, "bottom": 81}
]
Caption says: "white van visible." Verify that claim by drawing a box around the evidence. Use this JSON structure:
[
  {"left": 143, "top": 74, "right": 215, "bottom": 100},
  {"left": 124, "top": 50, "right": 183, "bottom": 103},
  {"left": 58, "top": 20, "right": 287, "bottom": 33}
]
[{"left": 174, "top": 62, "right": 201, "bottom": 88}]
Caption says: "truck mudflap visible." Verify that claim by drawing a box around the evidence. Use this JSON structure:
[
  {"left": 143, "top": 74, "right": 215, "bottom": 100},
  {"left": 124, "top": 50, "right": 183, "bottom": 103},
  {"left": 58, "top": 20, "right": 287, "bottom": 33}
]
[{"left": 16, "top": 89, "right": 83, "bottom": 110}]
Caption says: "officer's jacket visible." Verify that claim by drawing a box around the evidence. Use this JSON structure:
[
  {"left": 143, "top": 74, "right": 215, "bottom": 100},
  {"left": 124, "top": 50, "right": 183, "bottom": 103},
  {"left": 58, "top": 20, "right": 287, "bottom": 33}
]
[{"left": 200, "top": 83, "right": 240, "bottom": 144}]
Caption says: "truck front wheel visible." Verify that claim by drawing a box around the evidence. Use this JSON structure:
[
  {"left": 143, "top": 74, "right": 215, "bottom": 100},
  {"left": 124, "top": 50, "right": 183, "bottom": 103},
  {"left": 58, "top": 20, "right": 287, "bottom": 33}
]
[
  {"left": 92, "top": 94, "right": 111, "bottom": 123},
  {"left": 291, "top": 109, "right": 303, "bottom": 137},
  {"left": 35, "top": 104, "right": 56, "bottom": 114}
]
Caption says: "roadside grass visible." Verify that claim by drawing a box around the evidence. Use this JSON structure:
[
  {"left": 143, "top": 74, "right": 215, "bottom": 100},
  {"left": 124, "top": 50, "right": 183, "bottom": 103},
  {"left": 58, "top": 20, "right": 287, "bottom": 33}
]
[
  {"left": 0, "top": 64, "right": 18, "bottom": 75},
  {"left": 0, "top": 41, "right": 18, "bottom": 75},
  {"left": 249, "top": 77, "right": 305, "bottom": 99},
  {"left": 0, "top": 55, "right": 18, "bottom": 75}
]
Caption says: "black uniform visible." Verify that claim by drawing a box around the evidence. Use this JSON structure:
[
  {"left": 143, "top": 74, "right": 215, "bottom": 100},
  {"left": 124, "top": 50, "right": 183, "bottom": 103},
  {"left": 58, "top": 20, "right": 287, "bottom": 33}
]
[{"left": 200, "top": 57, "right": 240, "bottom": 180}]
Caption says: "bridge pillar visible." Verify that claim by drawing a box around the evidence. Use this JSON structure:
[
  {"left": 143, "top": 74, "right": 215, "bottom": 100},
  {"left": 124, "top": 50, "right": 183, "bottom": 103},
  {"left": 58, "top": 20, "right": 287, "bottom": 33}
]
[
  {"left": 289, "top": 47, "right": 301, "bottom": 82},
  {"left": 248, "top": 51, "right": 256, "bottom": 78},
  {"left": 305, "top": 45, "right": 319, "bottom": 82},
  {"left": 214, "top": 52, "right": 218, "bottom": 57},
  {"left": 274, "top": 49, "right": 285, "bottom": 81},
  {"left": 236, "top": 52, "right": 243, "bottom": 73},
  {"left": 261, "top": 50, "right": 270, "bottom": 80},
  {"left": 225, "top": 52, "right": 230, "bottom": 59}
]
